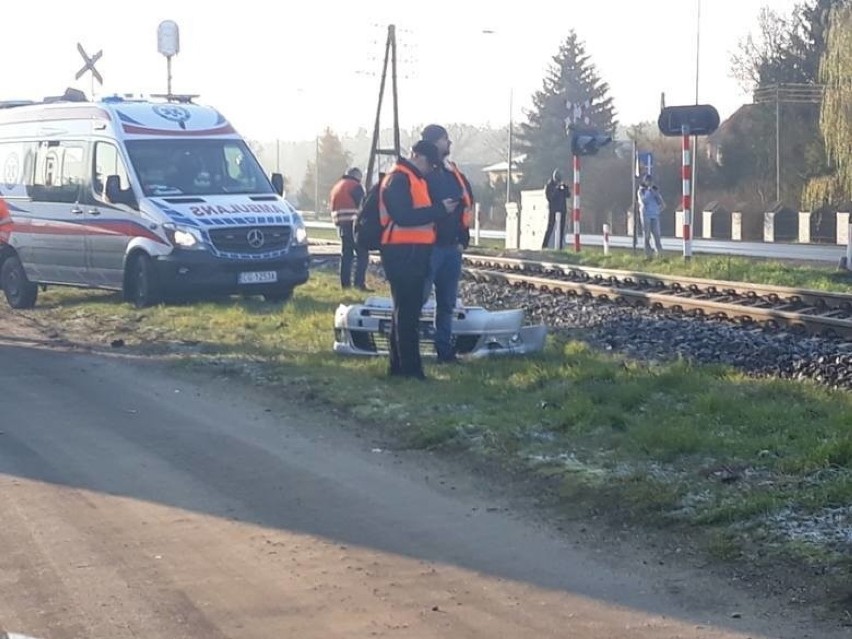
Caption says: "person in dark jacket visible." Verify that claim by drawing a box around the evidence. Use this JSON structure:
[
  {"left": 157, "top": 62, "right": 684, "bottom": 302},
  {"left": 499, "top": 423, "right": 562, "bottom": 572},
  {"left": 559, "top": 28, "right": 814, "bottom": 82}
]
[
  {"left": 419, "top": 124, "right": 474, "bottom": 363},
  {"left": 329, "top": 167, "right": 368, "bottom": 289},
  {"left": 379, "top": 141, "right": 455, "bottom": 379},
  {"left": 543, "top": 169, "right": 570, "bottom": 250}
]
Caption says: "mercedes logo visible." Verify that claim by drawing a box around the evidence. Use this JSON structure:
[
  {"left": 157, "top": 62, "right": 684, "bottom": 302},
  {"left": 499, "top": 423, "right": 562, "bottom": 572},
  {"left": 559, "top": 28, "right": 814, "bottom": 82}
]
[{"left": 246, "top": 228, "right": 265, "bottom": 249}]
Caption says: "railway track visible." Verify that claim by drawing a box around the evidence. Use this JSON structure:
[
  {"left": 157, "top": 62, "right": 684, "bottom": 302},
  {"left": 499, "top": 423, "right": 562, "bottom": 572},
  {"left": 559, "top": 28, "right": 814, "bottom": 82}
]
[
  {"left": 309, "top": 243, "right": 852, "bottom": 339},
  {"left": 461, "top": 255, "right": 852, "bottom": 339}
]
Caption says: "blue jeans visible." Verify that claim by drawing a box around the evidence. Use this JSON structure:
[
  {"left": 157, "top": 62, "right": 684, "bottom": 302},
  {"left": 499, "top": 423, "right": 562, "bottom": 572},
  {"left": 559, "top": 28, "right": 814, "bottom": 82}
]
[
  {"left": 423, "top": 245, "right": 462, "bottom": 360},
  {"left": 642, "top": 214, "right": 663, "bottom": 257}
]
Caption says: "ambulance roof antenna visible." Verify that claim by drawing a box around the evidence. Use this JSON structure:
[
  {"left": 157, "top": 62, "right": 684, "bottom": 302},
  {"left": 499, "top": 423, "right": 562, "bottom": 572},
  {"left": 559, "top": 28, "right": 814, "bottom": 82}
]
[
  {"left": 157, "top": 20, "right": 180, "bottom": 100},
  {"left": 365, "top": 24, "right": 401, "bottom": 191}
]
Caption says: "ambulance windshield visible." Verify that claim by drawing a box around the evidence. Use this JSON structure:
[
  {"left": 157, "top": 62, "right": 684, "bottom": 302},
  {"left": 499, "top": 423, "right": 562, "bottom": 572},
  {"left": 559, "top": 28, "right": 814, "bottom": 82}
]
[{"left": 125, "top": 139, "right": 275, "bottom": 197}]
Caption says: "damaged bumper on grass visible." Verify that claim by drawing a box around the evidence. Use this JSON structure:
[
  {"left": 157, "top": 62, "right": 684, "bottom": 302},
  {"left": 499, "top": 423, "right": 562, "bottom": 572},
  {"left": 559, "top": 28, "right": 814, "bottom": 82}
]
[{"left": 333, "top": 296, "right": 547, "bottom": 358}]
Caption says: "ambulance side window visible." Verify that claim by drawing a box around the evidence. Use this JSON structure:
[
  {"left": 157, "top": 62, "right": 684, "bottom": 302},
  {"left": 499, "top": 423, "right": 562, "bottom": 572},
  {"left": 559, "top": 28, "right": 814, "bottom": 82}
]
[
  {"left": 93, "top": 142, "right": 131, "bottom": 201},
  {"left": 31, "top": 141, "right": 86, "bottom": 203},
  {"left": 0, "top": 141, "right": 36, "bottom": 199}
]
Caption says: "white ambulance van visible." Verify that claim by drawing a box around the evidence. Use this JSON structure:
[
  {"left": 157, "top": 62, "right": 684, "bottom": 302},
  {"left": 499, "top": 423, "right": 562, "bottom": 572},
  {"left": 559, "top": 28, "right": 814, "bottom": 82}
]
[{"left": 0, "top": 91, "right": 310, "bottom": 308}]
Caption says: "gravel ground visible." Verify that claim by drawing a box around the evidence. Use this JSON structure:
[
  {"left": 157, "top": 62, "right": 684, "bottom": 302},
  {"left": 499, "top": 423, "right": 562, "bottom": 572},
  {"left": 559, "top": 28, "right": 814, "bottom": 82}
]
[{"left": 458, "top": 279, "right": 852, "bottom": 391}]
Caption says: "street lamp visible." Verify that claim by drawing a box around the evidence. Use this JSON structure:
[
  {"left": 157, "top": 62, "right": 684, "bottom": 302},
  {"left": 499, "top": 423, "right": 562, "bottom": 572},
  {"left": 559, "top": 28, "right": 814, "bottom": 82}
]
[
  {"left": 692, "top": 0, "right": 701, "bottom": 219},
  {"left": 294, "top": 87, "right": 323, "bottom": 215},
  {"left": 482, "top": 29, "right": 514, "bottom": 205}
]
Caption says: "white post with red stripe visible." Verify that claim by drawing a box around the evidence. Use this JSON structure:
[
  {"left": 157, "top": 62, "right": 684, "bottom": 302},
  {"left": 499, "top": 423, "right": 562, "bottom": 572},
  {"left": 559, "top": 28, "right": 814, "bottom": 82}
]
[
  {"left": 602, "top": 223, "right": 610, "bottom": 255},
  {"left": 681, "top": 125, "right": 693, "bottom": 260},
  {"left": 573, "top": 154, "right": 581, "bottom": 252}
]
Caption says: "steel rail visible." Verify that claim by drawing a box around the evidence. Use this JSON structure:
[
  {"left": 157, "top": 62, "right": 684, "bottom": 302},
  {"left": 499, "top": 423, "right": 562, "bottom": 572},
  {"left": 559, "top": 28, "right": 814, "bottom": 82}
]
[{"left": 463, "top": 267, "right": 852, "bottom": 339}]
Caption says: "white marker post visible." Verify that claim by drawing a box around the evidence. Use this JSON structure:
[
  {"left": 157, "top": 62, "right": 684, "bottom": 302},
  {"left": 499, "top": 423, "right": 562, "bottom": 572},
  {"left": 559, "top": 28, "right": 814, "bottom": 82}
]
[
  {"left": 474, "top": 202, "right": 481, "bottom": 247},
  {"left": 847, "top": 218, "right": 852, "bottom": 270}
]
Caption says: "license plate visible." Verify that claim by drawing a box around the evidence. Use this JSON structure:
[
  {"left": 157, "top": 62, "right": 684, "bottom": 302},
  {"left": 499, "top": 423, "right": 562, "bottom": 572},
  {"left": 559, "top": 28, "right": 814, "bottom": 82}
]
[
  {"left": 238, "top": 271, "right": 278, "bottom": 284},
  {"left": 378, "top": 319, "right": 434, "bottom": 339}
]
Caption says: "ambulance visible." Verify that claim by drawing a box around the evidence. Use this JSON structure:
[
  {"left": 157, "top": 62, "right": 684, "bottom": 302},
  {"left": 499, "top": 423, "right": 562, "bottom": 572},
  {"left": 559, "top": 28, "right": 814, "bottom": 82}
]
[{"left": 0, "top": 90, "right": 310, "bottom": 308}]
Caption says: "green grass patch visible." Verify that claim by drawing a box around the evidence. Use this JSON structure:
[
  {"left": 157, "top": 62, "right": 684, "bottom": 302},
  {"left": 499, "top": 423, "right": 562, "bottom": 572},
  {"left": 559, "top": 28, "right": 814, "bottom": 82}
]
[{"left": 473, "top": 246, "right": 852, "bottom": 293}]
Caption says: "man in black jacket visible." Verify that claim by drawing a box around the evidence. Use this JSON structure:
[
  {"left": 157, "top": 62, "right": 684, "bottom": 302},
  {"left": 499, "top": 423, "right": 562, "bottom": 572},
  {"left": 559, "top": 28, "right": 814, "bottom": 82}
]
[
  {"left": 543, "top": 169, "right": 570, "bottom": 250},
  {"left": 420, "top": 124, "right": 474, "bottom": 364},
  {"left": 380, "top": 141, "right": 455, "bottom": 379}
]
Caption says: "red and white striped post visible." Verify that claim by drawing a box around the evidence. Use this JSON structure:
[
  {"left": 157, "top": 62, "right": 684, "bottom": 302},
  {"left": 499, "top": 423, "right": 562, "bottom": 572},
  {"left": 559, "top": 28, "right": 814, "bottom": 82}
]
[
  {"left": 681, "top": 125, "right": 693, "bottom": 260},
  {"left": 573, "top": 154, "right": 581, "bottom": 252}
]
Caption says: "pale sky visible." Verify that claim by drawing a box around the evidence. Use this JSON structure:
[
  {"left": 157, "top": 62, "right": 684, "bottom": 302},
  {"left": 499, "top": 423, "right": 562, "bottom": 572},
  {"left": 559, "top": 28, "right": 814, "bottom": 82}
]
[{"left": 6, "top": 0, "right": 800, "bottom": 142}]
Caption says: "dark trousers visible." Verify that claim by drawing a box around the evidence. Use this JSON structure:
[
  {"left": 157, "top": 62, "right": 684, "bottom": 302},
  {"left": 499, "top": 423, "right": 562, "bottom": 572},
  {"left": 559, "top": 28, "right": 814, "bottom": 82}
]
[
  {"left": 338, "top": 222, "right": 368, "bottom": 288},
  {"left": 542, "top": 210, "right": 567, "bottom": 250},
  {"left": 381, "top": 245, "right": 431, "bottom": 378}
]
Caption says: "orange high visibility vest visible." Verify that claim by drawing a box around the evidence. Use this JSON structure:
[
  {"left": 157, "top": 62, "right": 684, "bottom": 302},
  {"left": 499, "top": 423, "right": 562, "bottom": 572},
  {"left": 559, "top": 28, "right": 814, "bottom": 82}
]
[
  {"left": 447, "top": 162, "right": 473, "bottom": 229},
  {"left": 379, "top": 163, "right": 436, "bottom": 245},
  {"left": 329, "top": 177, "right": 361, "bottom": 225}
]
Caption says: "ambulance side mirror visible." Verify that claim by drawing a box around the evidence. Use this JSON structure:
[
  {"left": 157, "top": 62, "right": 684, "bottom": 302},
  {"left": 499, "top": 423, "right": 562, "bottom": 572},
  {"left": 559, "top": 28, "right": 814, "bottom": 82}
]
[
  {"left": 106, "top": 175, "right": 137, "bottom": 209},
  {"left": 271, "top": 173, "right": 285, "bottom": 196}
]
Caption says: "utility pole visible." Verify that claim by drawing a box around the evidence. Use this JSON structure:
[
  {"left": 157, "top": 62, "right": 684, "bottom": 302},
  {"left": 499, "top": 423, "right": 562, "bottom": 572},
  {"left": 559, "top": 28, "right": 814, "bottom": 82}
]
[
  {"left": 753, "top": 83, "right": 824, "bottom": 205},
  {"left": 692, "top": 0, "right": 701, "bottom": 224},
  {"left": 314, "top": 135, "right": 320, "bottom": 216},
  {"left": 366, "top": 25, "right": 401, "bottom": 191},
  {"left": 506, "top": 88, "right": 513, "bottom": 205}
]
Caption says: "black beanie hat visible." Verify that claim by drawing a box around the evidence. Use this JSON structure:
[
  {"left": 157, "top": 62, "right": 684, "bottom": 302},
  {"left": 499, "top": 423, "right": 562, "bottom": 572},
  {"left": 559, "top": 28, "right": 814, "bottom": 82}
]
[{"left": 420, "top": 124, "right": 449, "bottom": 143}]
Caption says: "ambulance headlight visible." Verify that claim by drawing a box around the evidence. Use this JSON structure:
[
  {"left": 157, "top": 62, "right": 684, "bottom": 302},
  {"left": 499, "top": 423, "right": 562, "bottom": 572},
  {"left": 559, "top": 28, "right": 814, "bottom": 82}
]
[
  {"left": 294, "top": 226, "right": 309, "bottom": 245},
  {"left": 291, "top": 214, "right": 309, "bottom": 246},
  {"left": 164, "top": 224, "right": 205, "bottom": 250}
]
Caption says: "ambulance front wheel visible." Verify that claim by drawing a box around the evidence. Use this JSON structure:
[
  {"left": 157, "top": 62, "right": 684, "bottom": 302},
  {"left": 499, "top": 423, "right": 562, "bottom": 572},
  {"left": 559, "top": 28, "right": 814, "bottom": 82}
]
[
  {"left": 263, "top": 287, "right": 294, "bottom": 303},
  {"left": 127, "top": 253, "right": 162, "bottom": 309},
  {"left": 1, "top": 254, "right": 38, "bottom": 309}
]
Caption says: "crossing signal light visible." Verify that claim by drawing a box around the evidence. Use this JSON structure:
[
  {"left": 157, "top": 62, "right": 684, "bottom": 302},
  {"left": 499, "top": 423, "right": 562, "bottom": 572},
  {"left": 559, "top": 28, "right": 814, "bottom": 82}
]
[
  {"left": 657, "top": 104, "right": 720, "bottom": 137},
  {"left": 570, "top": 129, "right": 613, "bottom": 156}
]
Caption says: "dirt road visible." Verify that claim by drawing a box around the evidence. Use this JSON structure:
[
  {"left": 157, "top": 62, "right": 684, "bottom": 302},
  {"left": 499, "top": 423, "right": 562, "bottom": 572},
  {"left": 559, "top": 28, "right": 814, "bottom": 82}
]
[{"left": 0, "top": 318, "right": 847, "bottom": 638}]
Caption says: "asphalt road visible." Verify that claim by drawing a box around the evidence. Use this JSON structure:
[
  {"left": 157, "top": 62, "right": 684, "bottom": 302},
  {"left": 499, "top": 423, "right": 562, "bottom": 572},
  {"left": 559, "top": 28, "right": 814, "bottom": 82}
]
[
  {"left": 0, "top": 336, "right": 846, "bottom": 638},
  {"left": 305, "top": 220, "right": 848, "bottom": 263}
]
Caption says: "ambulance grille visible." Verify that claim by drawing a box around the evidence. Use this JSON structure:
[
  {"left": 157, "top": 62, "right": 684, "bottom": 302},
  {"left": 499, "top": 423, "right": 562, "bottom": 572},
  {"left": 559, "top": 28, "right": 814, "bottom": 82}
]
[{"left": 209, "top": 226, "right": 291, "bottom": 253}]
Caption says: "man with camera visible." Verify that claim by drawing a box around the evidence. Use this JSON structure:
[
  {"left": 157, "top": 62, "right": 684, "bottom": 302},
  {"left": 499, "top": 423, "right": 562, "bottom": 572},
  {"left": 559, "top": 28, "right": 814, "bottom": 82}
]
[{"left": 638, "top": 174, "right": 665, "bottom": 258}]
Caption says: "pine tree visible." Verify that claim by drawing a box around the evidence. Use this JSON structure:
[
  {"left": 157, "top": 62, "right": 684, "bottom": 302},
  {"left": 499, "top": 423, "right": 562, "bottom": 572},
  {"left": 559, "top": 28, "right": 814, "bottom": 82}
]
[{"left": 516, "top": 30, "right": 616, "bottom": 189}]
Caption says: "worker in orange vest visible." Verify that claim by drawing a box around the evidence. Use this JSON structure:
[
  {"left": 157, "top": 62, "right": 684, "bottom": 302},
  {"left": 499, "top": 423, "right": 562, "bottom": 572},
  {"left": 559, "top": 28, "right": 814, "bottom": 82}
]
[
  {"left": 379, "top": 141, "right": 456, "bottom": 379},
  {"left": 329, "top": 167, "right": 368, "bottom": 290}
]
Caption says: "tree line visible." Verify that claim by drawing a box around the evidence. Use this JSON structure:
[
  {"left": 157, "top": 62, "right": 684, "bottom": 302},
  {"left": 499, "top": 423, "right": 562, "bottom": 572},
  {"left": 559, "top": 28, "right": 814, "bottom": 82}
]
[{"left": 254, "top": 1, "right": 852, "bottom": 236}]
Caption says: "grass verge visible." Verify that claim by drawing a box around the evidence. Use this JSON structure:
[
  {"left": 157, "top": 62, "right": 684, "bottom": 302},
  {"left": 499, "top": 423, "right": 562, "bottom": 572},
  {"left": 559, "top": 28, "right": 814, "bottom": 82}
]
[{"left": 472, "top": 246, "right": 852, "bottom": 293}]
